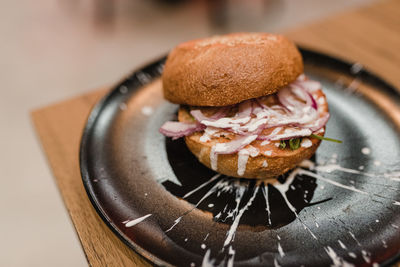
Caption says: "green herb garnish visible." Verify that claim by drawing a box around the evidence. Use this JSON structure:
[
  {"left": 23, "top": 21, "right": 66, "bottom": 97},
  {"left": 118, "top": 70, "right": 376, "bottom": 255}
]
[
  {"left": 278, "top": 134, "right": 341, "bottom": 150},
  {"left": 279, "top": 140, "right": 286, "bottom": 149},
  {"left": 310, "top": 134, "right": 342, "bottom": 143},
  {"left": 289, "top": 138, "right": 301, "bottom": 150},
  {"left": 279, "top": 138, "right": 301, "bottom": 150}
]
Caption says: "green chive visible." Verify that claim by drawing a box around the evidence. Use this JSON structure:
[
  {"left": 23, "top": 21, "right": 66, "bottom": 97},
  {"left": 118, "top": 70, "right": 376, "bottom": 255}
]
[
  {"left": 311, "top": 134, "right": 342, "bottom": 143},
  {"left": 279, "top": 140, "right": 286, "bottom": 149},
  {"left": 289, "top": 138, "right": 301, "bottom": 150}
]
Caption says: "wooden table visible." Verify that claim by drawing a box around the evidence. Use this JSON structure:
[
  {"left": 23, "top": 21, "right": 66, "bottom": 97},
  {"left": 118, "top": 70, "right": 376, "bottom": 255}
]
[{"left": 32, "top": 0, "right": 400, "bottom": 266}]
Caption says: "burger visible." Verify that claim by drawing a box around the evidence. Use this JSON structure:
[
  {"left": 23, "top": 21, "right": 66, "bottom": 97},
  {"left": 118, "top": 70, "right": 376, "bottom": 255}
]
[{"left": 159, "top": 32, "right": 333, "bottom": 179}]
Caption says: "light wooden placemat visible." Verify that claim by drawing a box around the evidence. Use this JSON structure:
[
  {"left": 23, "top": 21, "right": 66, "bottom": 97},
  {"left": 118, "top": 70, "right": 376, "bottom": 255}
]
[{"left": 32, "top": 0, "right": 400, "bottom": 266}]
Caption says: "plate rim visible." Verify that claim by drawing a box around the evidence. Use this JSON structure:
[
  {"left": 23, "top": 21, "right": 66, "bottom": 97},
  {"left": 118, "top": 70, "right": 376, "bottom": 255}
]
[{"left": 79, "top": 47, "right": 400, "bottom": 266}]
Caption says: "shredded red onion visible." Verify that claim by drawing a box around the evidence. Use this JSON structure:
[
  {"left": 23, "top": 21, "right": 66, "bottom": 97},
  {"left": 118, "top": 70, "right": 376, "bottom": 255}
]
[
  {"left": 229, "top": 117, "right": 269, "bottom": 136},
  {"left": 293, "top": 83, "right": 318, "bottom": 110},
  {"left": 190, "top": 110, "right": 211, "bottom": 122},
  {"left": 307, "top": 113, "right": 330, "bottom": 132},
  {"left": 159, "top": 75, "right": 329, "bottom": 152},
  {"left": 211, "top": 106, "right": 231, "bottom": 119},
  {"left": 190, "top": 107, "right": 230, "bottom": 123},
  {"left": 297, "top": 80, "right": 321, "bottom": 92},
  {"left": 235, "top": 100, "right": 253, "bottom": 118},
  {"left": 159, "top": 121, "right": 205, "bottom": 139},
  {"left": 250, "top": 99, "right": 263, "bottom": 116},
  {"left": 308, "top": 91, "right": 318, "bottom": 110},
  {"left": 277, "top": 86, "right": 295, "bottom": 111}
]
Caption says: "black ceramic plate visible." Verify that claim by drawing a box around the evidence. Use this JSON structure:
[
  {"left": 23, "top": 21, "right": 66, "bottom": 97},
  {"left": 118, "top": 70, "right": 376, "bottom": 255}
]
[{"left": 80, "top": 48, "right": 400, "bottom": 266}]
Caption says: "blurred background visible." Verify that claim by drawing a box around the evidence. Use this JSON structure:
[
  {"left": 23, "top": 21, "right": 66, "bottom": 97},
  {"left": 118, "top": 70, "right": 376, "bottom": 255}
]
[{"left": 0, "top": 0, "right": 379, "bottom": 266}]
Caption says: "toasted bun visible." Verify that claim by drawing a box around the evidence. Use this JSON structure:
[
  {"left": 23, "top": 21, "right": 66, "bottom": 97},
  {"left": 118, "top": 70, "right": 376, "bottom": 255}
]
[
  {"left": 184, "top": 133, "right": 321, "bottom": 179},
  {"left": 163, "top": 32, "right": 303, "bottom": 107}
]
